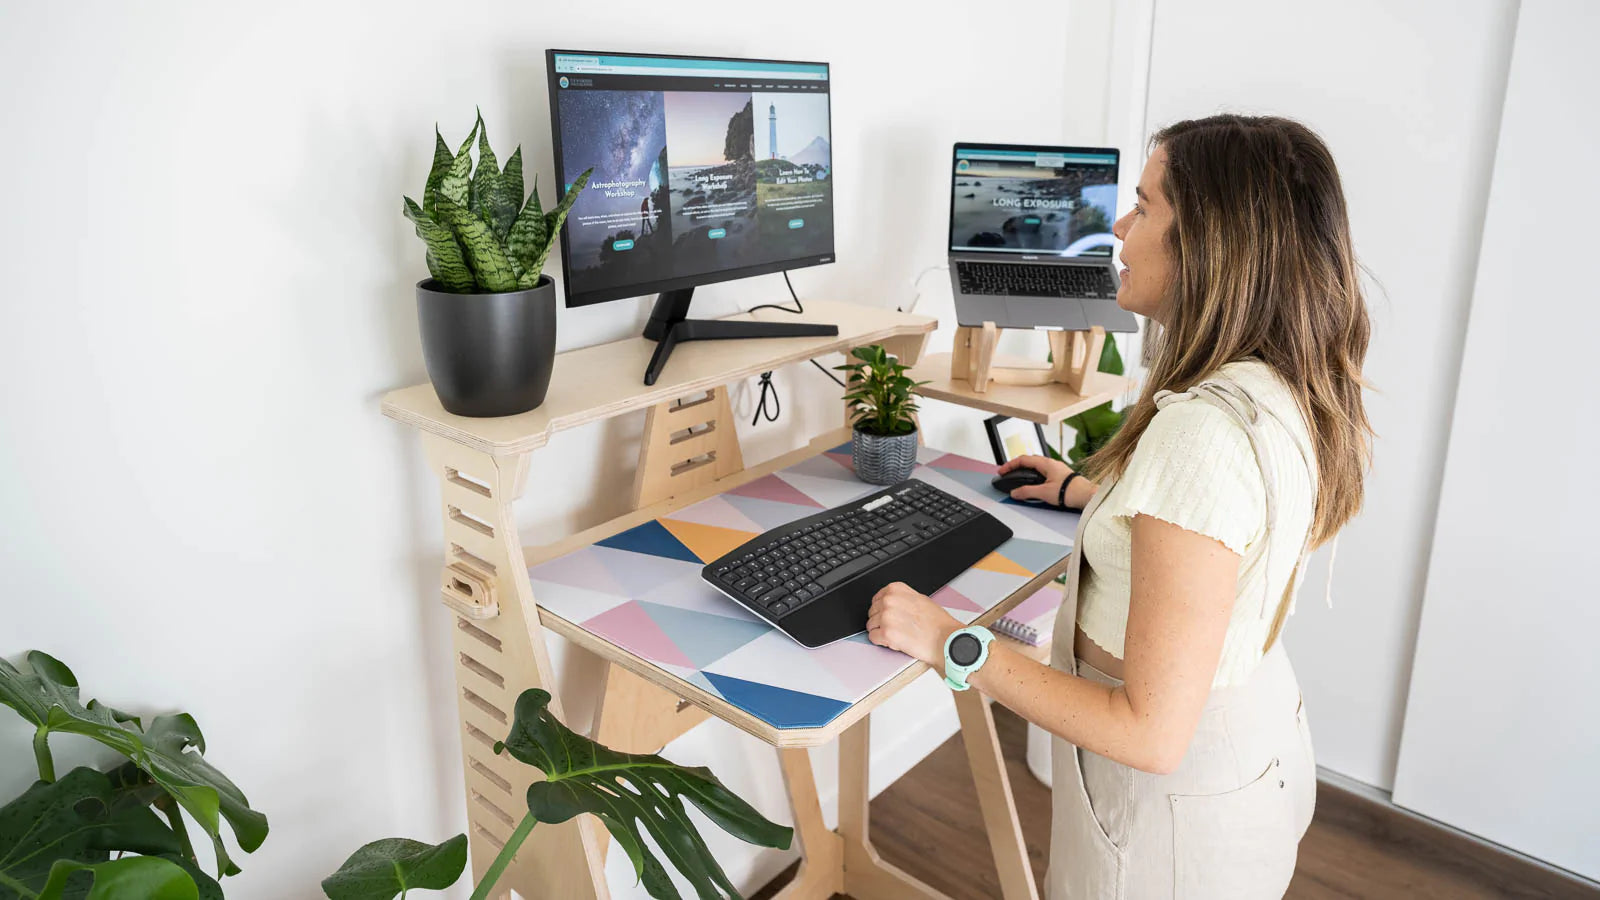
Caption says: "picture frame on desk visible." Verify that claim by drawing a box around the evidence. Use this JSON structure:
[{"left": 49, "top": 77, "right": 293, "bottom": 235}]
[{"left": 983, "top": 413, "right": 1053, "bottom": 464}]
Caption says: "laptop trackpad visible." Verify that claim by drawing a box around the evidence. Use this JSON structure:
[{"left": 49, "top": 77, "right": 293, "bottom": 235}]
[{"left": 1004, "top": 296, "right": 1090, "bottom": 331}]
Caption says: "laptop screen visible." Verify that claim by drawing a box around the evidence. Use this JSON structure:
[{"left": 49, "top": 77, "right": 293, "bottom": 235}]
[{"left": 949, "top": 145, "right": 1120, "bottom": 257}]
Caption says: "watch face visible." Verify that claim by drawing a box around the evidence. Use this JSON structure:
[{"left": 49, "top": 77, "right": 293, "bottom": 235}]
[{"left": 949, "top": 633, "right": 983, "bottom": 667}]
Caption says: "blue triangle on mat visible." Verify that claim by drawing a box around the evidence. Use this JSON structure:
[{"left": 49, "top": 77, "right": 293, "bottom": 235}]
[
  {"left": 701, "top": 672, "right": 852, "bottom": 729},
  {"left": 596, "top": 519, "right": 703, "bottom": 565}
]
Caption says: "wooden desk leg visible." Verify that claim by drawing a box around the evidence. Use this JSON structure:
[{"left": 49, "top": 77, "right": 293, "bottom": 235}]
[
  {"left": 953, "top": 690, "right": 1040, "bottom": 900},
  {"left": 837, "top": 716, "right": 954, "bottom": 900},
  {"left": 773, "top": 748, "right": 844, "bottom": 899}
]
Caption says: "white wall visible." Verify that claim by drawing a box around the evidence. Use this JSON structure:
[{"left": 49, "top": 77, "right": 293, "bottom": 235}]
[
  {"left": 1392, "top": 0, "right": 1600, "bottom": 881},
  {"left": 0, "top": 3, "right": 1100, "bottom": 896},
  {"left": 1137, "top": 0, "right": 1519, "bottom": 790}
]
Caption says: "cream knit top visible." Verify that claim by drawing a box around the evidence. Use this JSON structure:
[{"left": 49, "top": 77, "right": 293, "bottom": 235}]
[{"left": 1076, "top": 359, "right": 1318, "bottom": 688}]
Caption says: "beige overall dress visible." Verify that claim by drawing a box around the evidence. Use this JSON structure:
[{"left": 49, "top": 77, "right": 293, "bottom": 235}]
[{"left": 1046, "top": 377, "right": 1320, "bottom": 900}]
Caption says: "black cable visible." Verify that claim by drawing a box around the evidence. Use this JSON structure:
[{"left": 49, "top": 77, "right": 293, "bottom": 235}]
[
  {"left": 746, "top": 271, "right": 806, "bottom": 315},
  {"left": 752, "top": 371, "right": 780, "bottom": 425},
  {"left": 744, "top": 271, "right": 844, "bottom": 425}
]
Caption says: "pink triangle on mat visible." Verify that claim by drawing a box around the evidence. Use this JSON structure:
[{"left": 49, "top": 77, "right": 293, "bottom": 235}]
[
  {"left": 526, "top": 547, "right": 629, "bottom": 598},
  {"left": 582, "top": 601, "right": 696, "bottom": 669},
  {"left": 928, "top": 452, "right": 1001, "bottom": 474},
  {"left": 809, "top": 636, "right": 911, "bottom": 698},
  {"left": 824, "top": 450, "right": 855, "bottom": 472},
  {"left": 931, "top": 585, "right": 985, "bottom": 613},
  {"left": 728, "top": 473, "right": 824, "bottom": 508}
]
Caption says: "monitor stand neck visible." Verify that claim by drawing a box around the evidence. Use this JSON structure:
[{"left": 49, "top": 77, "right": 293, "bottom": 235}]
[{"left": 640, "top": 286, "right": 839, "bottom": 386}]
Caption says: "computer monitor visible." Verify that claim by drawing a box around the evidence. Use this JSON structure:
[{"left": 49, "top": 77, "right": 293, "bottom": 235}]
[{"left": 547, "top": 50, "right": 840, "bottom": 384}]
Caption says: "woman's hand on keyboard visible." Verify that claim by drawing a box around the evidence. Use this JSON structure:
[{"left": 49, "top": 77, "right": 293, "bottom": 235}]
[
  {"left": 999, "top": 454, "right": 1077, "bottom": 506},
  {"left": 866, "top": 581, "right": 962, "bottom": 668}
]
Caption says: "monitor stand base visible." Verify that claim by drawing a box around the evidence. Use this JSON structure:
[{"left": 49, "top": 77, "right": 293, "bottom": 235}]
[{"left": 641, "top": 286, "right": 839, "bottom": 386}]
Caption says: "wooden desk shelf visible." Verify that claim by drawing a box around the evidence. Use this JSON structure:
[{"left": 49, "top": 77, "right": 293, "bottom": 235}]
[
  {"left": 381, "top": 301, "right": 1053, "bottom": 899},
  {"left": 909, "top": 352, "right": 1134, "bottom": 425}
]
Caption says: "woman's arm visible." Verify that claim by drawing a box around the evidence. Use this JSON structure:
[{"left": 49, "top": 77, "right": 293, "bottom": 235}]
[
  {"left": 997, "top": 454, "right": 1099, "bottom": 508},
  {"left": 867, "top": 513, "right": 1240, "bottom": 774}
]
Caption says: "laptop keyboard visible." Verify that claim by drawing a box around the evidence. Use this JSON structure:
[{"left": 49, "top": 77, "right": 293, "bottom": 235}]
[{"left": 957, "top": 261, "right": 1118, "bottom": 299}]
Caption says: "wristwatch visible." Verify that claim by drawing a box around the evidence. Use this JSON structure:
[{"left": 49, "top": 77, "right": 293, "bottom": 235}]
[{"left": 942, "top": 625, "right": 995, "bottom": 691}]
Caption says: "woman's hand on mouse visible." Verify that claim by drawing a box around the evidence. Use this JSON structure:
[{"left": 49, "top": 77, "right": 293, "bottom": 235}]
[
  {"left": 998, "top": 455, "right": 1083, "bottom": 505},
  {"left": 866, "top": 582, "right": 962, "bottom": 668}
]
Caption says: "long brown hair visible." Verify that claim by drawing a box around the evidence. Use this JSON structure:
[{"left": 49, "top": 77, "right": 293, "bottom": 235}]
[{"left": 1081, "top": 114, "right": 1373, "bottom": 546}]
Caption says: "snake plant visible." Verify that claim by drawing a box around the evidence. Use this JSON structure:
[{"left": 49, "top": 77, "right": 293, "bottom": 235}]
[{"left": 404, "top": 112, "right": 592, "bottom": 294}]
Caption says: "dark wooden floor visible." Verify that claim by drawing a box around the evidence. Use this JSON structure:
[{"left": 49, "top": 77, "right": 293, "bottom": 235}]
[{"left": 753, "top": 705, "right": 1597, "bottom": 899}]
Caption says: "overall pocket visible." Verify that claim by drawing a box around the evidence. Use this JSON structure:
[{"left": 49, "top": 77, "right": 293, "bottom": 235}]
[{"left": 1169, "top": 758, "right": 1297, "bottom": 900}]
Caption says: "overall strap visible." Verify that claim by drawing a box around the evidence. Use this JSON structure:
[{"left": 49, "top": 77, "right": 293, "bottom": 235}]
[{"left": 1152, "top": 374, "right": 1336, "bottom": 651}]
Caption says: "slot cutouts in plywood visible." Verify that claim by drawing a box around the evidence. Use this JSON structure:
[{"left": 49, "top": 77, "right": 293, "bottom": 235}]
[
  {"left": 445, "top": 467, "right": 493, "bottom": 498},
  {"left": 459, "top": 652, "right": 506, "bottom": 689},
  {"left": 473, "top": 823, "right": 507, "bottom": 849},
  {"left": 464, "top": 722, "right": 497, "bottom": 749},
  {"left": 457, "top": 618, "right": 502, "bottom": 652},
  {"left": 469, "top": 757, "right": 512, "bottom": 793},
  {"left": 450, "top": 543, "right": 496, "bottom": 576},
  {"left": 669, "top": 421, "right": 716, "bottom": 445},
  {"left": 462, "top": 688, "right": 507, "bottom": 723},
  {"left": 471, "top": 789, "right": 518, "bottom": 827},
  {"left": 448, "top": 505, "right": 495, "bottom": 537},
  {"left": 669, "top": 391, "right": 715, "bottom": 412},
  {"left": 670, "top": 452, "right": 717, "bottom": 477}
]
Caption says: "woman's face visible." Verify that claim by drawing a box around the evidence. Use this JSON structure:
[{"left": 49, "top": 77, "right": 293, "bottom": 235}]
[{"left": 1111, "top": 145, "right": 1175, "bottom": 322}]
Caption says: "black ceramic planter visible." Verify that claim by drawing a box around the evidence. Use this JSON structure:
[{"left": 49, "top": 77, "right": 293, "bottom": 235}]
[{"left": 417, "top": 277, "right": 557, "bottom": 418}]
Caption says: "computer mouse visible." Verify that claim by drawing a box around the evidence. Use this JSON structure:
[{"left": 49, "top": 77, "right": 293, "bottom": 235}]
[{"left": 991, "top": 467, "right": 1047, "bottom": 494}]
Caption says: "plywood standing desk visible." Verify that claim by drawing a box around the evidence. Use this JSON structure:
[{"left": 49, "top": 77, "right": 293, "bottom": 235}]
[{"left": 381, "top": 301, "right": 1117, "bottom": 899}]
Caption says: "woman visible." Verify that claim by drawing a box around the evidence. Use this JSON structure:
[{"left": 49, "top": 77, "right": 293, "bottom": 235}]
[{"left": 866, "top": 114, "right": 1372, "bottom": 899}]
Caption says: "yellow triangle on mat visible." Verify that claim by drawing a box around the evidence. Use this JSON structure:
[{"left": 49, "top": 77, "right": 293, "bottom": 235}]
[
  {"left": 973, "top": 551, "right": 1033, "bottom": 577},
  {"left": 658, "top": 518, "right": 759, "bottom": 564}
]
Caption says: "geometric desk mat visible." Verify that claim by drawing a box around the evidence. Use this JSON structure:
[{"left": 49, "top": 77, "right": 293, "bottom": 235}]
[{"left": 528, "top": 442, "right": 1082, "bottom": 731}]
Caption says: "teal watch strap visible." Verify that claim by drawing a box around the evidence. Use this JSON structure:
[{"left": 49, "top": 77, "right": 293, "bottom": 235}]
[{"left": 942, "top": 625, "right": 995, "bottom": 691}]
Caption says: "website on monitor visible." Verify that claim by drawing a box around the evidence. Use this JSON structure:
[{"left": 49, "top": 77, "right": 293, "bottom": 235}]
[
  {"left": 551, "top": 53, "right": 834, "bottom": 300},
  {"left": 949, "top": 148, "right": 1118, "bottom": 257}
]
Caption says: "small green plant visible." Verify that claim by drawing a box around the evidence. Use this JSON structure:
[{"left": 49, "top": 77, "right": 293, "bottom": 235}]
[
  {"left": 322, "top": 688, "right": 792, "bottom": 900},
  {"left": 0, "top": 651, "right": 267, "bottom": 899},
  {"left": 404, "top": 111, "right": 593, "bottom": 294},
  {"left": 836, "top": 344, "right": 929, "bottom": 437}
]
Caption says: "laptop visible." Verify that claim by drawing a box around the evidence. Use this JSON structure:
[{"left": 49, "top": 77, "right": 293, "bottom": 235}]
[{"left": 947, "top": 142, "right": 1139, "bottom": 333}]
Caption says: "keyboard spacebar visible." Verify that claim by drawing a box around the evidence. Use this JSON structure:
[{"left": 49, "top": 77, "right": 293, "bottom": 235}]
[{"left": 816, "top": 555, "right": 877, "bottom": 589}]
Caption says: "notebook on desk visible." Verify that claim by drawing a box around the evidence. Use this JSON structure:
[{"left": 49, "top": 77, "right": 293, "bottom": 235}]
[{"left": 526, "top": 442, "right": 1080, "bottom": 730}]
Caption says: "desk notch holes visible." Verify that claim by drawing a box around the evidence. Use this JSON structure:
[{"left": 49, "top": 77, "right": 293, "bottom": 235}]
[
  {"left": 671, "top": 452, "right": 717, "bottom": 477},
  {"left": 473, "top": 824, "right": 507, "bottom": 850},
  {"left": 459, "top": 652, "right": 506, "bottom": 689},
  {"left": 670, "top": 391, "right": 715, "bottom": 412},
  {"left": 471, "top": 790, "right": 518, "bottom": 827},
  {"left": 462, "top": 688, "right": 507, "bottom": 724},
  {"left": 448, "top": 506, "right": 495, "bottom": 538},
  {"left": 445, "top": 467, "right": 493, "bottom": 498},
  {"left": 469, "top": 758, "right": 513, "bottom": 793},
  {"left": 464, "top": 722, "right": 497, "bottom": 749},
  {"left": 457, "top": 619, "right": 502, "bottom": 653},
  {"left": 450, "top": 544, "right": 497, "bottom": 576},
  {"left": 669, "top": 421, "right": 716, "bottom": 445},
  {"left": 675, "top": 699, "right": 693, "bottom": 713}
]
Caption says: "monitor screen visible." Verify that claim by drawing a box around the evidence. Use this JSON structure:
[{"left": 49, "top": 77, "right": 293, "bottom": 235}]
[
  {"left": 948, "top": 145, "right": 1119, "bottom": 258},
  {"left": 548, "top": 50, "right": 835, "bottom": 308}
]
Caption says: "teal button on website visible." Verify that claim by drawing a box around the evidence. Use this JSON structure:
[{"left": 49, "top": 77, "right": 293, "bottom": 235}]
[
  {"left": 708, "top": 228, "right": 726, "bottom": 239},
  {"left": 788, "top": 218, "right": 804, "bottom": 229},
  {"left": 612, "top": 238, "right": 634, "bottom": 251},
  {"left": 1023, "top": 215, "right": 1041, "bottom": 225}
]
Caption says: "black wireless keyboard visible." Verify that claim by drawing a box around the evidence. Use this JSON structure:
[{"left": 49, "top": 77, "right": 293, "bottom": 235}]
[
  {"left": 956, "top": 260, "right": 1118, "bottom": 299},
  {"left": 701, "top": 478, "right": 1013, "bottom": 648}
]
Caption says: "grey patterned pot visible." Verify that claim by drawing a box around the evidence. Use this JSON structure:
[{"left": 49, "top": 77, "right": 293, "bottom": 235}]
[{"left": 852, "top": 426, "right": 918, "bottom": 485}]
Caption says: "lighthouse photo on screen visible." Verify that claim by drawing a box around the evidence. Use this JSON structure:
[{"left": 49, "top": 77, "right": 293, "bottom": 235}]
[{"left": 751, "top": 91, "right": 833, "bottom": 260}]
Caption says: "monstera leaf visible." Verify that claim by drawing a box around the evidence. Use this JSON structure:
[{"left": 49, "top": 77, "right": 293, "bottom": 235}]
[
  {"left": 35, "top": 857, "right": 197, "bottom": 900},
  {"left": 320, "top": 835, "right": 467, "bottom": 900},
  {"left": 0, "top": 652, "right": 267, "bottom": 878},
  {"left": 0, "top": 767, "right": 190, "bottom": 898},
  {"left": 495, "top": 689, "right": 792, "bottom": 900}
]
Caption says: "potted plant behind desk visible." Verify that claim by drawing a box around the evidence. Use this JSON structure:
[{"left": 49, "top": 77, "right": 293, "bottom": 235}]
[
  {"left": 839, "top": 344, "right": 929, "bottom": 485},
  {"left": 404, "top": 111, "right": 593, "bottom": 417}
]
